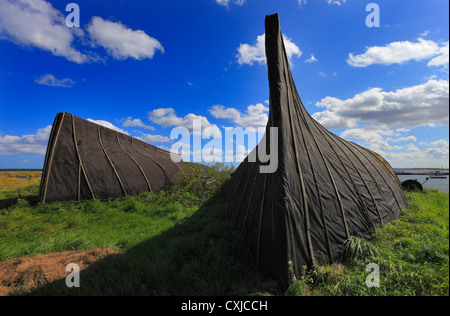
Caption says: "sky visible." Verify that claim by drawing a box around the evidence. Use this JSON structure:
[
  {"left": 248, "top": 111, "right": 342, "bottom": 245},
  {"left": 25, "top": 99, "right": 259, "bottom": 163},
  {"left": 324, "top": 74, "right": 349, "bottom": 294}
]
[{"left": 0, "top": 0, "right": 448, "bottom": 169}]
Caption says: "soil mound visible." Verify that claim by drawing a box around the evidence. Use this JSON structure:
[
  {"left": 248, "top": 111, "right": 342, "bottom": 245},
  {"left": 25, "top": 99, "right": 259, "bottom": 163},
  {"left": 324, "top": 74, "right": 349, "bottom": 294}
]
[{"left": 0, "top": 248, "right": 118, "bottom": 296}]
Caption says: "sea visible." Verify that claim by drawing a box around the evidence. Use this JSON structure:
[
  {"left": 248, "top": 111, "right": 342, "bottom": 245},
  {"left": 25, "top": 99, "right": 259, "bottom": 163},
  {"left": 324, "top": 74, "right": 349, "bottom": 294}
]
[{"left": 397, "top": 174, "right": 449, "bottom": 193}]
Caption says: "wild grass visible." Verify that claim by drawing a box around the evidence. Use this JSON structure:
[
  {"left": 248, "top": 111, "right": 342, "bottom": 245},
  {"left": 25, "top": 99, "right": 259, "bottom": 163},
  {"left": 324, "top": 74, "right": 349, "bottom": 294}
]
[
  {"left": 342, "top": 236, "right": 379, "bottom": 263},
  {"left": 0, "top": 167, "right": 448, "bottom": 296},
  {"left": 286, "top": 188, "right": 449, "bottom": 296},
  {"left": 0, "top": 172, "right": 41, "bottom": 207},
  {"left": 0, "top": 164, "right": 232, "bottom": 260},
  {"left": 1, "top": 164, "right": 276, "bottom": 295}
]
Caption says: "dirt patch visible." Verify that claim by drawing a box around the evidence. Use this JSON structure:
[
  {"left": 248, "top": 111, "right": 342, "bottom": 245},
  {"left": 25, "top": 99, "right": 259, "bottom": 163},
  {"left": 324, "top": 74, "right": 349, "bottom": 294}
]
[{"left": 0, "top": 248, "right": 119, "bottom": 296}]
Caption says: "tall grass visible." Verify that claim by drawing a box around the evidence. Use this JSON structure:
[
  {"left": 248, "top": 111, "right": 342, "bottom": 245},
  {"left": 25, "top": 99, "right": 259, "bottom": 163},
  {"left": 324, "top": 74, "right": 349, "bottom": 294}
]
[{"left": 342, "top": 236, "right": 379, "bottom": 263}]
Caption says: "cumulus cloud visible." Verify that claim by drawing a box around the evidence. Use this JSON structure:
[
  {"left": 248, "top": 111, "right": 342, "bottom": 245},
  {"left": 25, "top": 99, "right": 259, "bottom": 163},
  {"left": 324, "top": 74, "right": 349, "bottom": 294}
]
[
  {"left": 0, "top": 126, "right": 52, "bottom": 155},
  {"left": 87, "top": 119, "right": 129, "bottom": 135},
  {"left": 347, "top": 38, "right": 448, "bottom": 69},
  {"left": 386, "top": 136, "right": 417, "bottom": 143},
  {"left": 395, "top": 128, "right": 410, "bottom": 134},
  {"left": 148, "top": 108, "right": 219, "bottom": 134},
  {"left": 339, "top": 125, "right": 449, "bottom": 167},
  {"left": 209, "top": 103, "right": 269, "bottom": 128},
  {"left": 340, "top": 125, "right": 403, "bottom": 151},
  {"left": 122, "top": 117, "right": 155, "bottom": 131},
  {"left": 138, "top": 133, "right": 172, "bottom": 144},
  {"left": 224, "top": 144, "right": 249, "bottom": 163},
  {"left": 427, "top": 42, "right": 449, "bottom": 70},
  {"left": 236, "top": 34, "right": 302, "bottom": 66},
  {"left": 87, "top": 17, "right": 164, "bottom": 60},
  {"left": 314, "top": 79, "right": 449, "bottom": 168},
  {"left": 0, "top": 0, "right": 88, "bottom": 63},
  {"left": 312, "top": 79, "right": 449, "bottom": 129},
  {"left": 425, "top": 147, "right": 449, "bottom": 160},
  {"left": 0, "top": 1, "right": 165, "bottom": 64},
  {"left": 423, "top": 139, "right": 450, "bottom": 148},
  {"left": 34, "top": 74, "right": 75, "bottom": 88},
  {"left": 380, "top": 146, "right": 449, "bottom": 168}
]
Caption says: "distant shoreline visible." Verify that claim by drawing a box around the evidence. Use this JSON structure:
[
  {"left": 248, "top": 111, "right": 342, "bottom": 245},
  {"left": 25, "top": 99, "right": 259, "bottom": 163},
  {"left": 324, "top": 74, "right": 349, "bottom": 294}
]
[
  {"left": 394, "top": 168, "right": 449, "bottom": 176},
  {"left": 395, "top": 173, "right": 449, "bottom": 175}
]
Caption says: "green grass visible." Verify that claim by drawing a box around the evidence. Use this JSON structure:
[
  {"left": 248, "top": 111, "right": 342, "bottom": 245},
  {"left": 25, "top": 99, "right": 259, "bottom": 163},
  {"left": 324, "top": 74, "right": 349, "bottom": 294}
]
[
  {"left": 0, "top": 164, "right": 231, "bottom": 260},
  {"left": 1, "top": 164, "right": 276, "bottom": 295},
  {"left": 287, "top": 189, "right": 449, "bottom": 296},
  {"left": 0, "top": 167, "right": 448, "bottom": 296}
]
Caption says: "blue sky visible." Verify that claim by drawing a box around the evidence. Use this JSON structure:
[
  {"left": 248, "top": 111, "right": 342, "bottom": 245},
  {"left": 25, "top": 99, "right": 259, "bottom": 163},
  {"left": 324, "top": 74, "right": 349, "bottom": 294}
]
[{"left": 0, "top": 0, "right": 448, "bottom": 169}]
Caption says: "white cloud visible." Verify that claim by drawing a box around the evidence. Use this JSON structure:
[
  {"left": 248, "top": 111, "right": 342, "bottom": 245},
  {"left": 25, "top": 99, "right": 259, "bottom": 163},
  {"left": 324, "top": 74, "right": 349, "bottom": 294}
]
[
  {"left": 429, "top": 139, "right": 449, "bottom": 148},
  {"left": 87, "top": 119, "right": 129, "bottom": 135},
  {"left": 341, "top": 125, "right": 403, "bottom": 151},
  {"left": 209, "top": 103, "right": 269, "bottom": 128},
  {"left": 380, "top": 145, "right": 449, "bottom": 168},
  {"left": 138, "top": 133, "right": 172, "bottom": 144},
  {"left": 0, "top": 126, "right": 51, "bottom": 155},
  {"left": 328, "top": 0, "right": 346, "bottom": 5},
  {"left": 192, "top": 147, "right": 224, "bottom": 163},
  {"left": 312, "top": 109, "right": 354, "bottom": 130},
  {"left": 122, "top": 117, "right": 155, "bottom": 131},
  {"left": 224, "top": 144, "right": 249, "bottom": 163},
  {"left": 216, "top": 0, "right": 230, "bottom": 6},
  {"left": 395, "top": 128, "right": 411, "bottom": 134},
  {"left": 427, "top": 42, "right": 449, "bottom": 70},
  {"left": 425, "top": 147, "right": 449, "bottom": 160},
  {"left": 148, "top": 108, "right": 219, "bottom": 134},
  {"left": 347, "top": 38, "right": 446, "bottom": 68},
  {"left": 0, "top": 0, "right": 88, "bottom": 63},
  {"left": 305, "top": 54, "right": 318, "bottom": 63},
  {"left": 406, "top": 143, "right": 421, "bottom": 153},
  {"left": 313, "top": 79, "right": 449, "bottom": 129},
  {"left": 298, "top": 0, "right": 346, "bottom": 6},
  {"left": 34, "top": 74, "right": 75, "bottom": 88},
  {"left": 216, "top": 0, "right": 246, "bottom": 7},
  {"left": 0, "top": 1, "right": 165, "bottom": 64},
  {"left": 87, "top": 17, "right": 164, "bottom": 60},
  {"left": 236, "top": 34, "right": 302, "bottom": 66},
  {"left": 386, "top": 136, "right": 417, "bottom": 143},
  {"left": 340, "top": 126, "right": 449, "bottom": 167},
  {"left": 236, "top": 34, "right": 266, "bottom": 66}
]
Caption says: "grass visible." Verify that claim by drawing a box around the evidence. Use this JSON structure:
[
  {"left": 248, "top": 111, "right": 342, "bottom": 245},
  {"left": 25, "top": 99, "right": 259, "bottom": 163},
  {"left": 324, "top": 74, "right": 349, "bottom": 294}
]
[
  {"left": 0, "top": 171, "right": 41, "bottom": 208},
  {"left": 0, "top": 165, "right": 232, "bottom": 260},
  {"left": 0, "top": 167, "right": 448, "bottom": 296},
  {"left": 0, "top": 164, "right": 275, "bottom": 295},
  {"left": 287, "top": 188, "right": 449, "bottom": 296}
]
